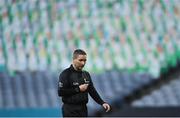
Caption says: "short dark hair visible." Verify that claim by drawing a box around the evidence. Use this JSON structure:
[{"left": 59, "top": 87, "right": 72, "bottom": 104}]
[{"left": 73, "top": 49, "right": 86, "bottom": 59}]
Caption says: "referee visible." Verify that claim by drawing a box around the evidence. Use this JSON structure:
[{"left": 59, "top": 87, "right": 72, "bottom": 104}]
[{"left": 58, "top": 49, "right": 111, "bottom": 117}]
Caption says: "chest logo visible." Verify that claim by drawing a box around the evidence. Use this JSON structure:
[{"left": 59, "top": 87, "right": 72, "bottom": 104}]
[
  {"left": 59, "top": 82, "right": 63, "bottom": 87},
  {"left": 84, "top": 78, "right": 90, "bottom": 84},
  {"left": 73, "top": 82, "right": 79, "bottom": 85}
]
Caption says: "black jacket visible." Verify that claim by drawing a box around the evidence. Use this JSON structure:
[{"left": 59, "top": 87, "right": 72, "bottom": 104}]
[{"left": 58, "top": 65, "right": 105, "bottom": 105}]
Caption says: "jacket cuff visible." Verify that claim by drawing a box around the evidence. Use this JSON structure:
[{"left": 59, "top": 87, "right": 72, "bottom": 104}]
[{"left": 100, "top": 101, "right": 106, "bottom": 105}]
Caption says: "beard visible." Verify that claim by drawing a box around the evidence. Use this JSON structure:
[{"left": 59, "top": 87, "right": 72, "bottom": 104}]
[
  {"left": 77, "top": 65, "right": 84, "bottom": 70},
  {"left": 78, "top": 66, "right": 83, "bottom": 70},
  {"left": 73, "top": 63, "right": 84, "bottom": 71}
]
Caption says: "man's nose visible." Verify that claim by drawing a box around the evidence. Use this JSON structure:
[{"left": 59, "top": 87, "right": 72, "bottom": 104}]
[{"left": 81, "top": 61, "right": 85, "bottom": 65}]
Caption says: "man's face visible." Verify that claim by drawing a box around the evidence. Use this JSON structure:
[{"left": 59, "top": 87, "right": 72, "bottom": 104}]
[{"left": 73, "top": 54, "right": 87, "bottom": 71}]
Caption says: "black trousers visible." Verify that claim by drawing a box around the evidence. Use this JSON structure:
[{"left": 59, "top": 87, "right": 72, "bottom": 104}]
[{"left": 62, "top": 104, "right": 88, "bottom": 117}]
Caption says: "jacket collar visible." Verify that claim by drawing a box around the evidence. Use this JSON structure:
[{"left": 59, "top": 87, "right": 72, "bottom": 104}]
[{"left": 70, "top": 64, "right": 82, "bottom": 73}]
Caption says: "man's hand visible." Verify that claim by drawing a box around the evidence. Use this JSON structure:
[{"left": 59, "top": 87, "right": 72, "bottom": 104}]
[
  {"left": 79, "top": 84, "right": 89, "bottom": 92},
  {"left": 102, "top": 103, "right": 111, "bottom": 112}
]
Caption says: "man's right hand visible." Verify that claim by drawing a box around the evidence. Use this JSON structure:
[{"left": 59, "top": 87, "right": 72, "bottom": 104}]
[{"left": 79, "top": 84, "right": 89, "bottom": 92}]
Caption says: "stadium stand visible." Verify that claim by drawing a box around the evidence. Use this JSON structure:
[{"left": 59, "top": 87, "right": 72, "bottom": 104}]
[
  {"left": 132, "top": 74, "right": 180, "bottom": 107},
  {"left": 0, "top": 0, "right": 180, "bottom": 117}
]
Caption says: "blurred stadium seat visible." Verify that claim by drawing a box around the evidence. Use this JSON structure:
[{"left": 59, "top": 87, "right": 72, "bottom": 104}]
[
  {"left": 0, "top": 0, "right": 180, "bottom": 117},
  {"left": 132, "top": 75, "right": 180, "bottom": 107}
]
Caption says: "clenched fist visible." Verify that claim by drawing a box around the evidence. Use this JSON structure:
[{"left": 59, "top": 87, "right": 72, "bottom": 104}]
[{"left": 79, "top": 84, "right": 89, "bottom": 92}]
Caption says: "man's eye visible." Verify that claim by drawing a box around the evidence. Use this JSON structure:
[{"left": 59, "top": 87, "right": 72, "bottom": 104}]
[{"left": 79, "top": 59, "right": 86, "bottom": 61}]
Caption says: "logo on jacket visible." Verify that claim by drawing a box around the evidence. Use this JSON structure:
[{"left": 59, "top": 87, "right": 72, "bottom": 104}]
[
  {"left": 84, "top": 78, "right": 90, "bottom": 84},
  {"left": 73, "top": 82, "right": 79, "bottom": 85},
  {"left": 59, "top": 82, "right": 63, "bottom": 87}
]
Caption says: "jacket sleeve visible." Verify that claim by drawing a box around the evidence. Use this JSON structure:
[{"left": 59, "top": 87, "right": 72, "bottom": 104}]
[
  {"left": 86, "top": 72, "right": 105, "bottom": 105},
  {"left": 58, "top": 71, "right": 80, "bottom": 97}
]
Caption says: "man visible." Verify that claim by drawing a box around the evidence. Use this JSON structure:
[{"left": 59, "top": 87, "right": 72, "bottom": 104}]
[{"left": 58, "top": 49, "right": 111, "bottom": 117}]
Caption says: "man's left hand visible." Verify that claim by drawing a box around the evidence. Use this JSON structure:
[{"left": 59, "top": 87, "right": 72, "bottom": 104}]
[{"left": 102, "top": 103, "right": 111, "bottom": 112}]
